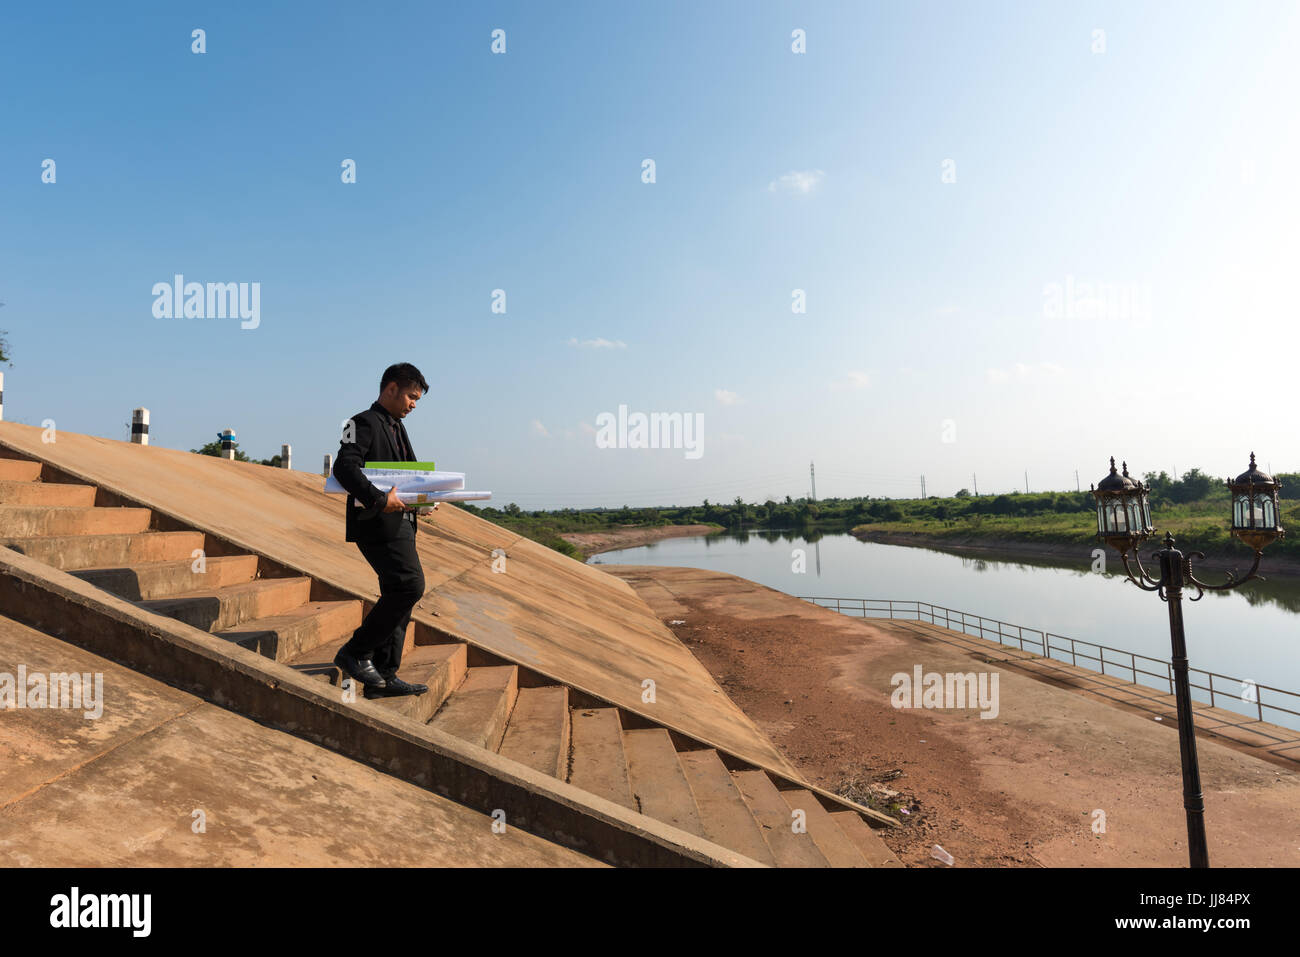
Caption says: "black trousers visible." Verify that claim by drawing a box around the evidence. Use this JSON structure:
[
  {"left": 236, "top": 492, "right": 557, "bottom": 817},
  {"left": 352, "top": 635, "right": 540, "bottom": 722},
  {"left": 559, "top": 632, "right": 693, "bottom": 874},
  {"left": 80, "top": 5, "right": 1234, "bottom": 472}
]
[{"left": 343, "top": 519, "right": 425, "bottom": 678}]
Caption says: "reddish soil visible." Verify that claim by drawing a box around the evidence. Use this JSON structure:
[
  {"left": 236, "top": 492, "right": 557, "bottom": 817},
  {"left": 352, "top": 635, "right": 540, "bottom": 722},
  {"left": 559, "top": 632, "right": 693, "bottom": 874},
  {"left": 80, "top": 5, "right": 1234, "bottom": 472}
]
[{"left": 605, "top": 564, "right": 1300, "bottom": 868}]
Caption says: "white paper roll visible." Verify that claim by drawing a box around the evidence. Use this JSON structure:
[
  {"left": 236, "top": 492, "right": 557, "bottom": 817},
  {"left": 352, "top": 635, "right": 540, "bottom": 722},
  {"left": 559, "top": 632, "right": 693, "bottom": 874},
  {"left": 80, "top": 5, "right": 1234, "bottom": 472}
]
[
  {"left": 351, "top": 489, "right": 492, "bottom": 507},
  {"left": 398, "top": 490, "right": 492, "bottom": 505},
  {"left": 324, "top": 468, "right": 465, "bottom": 495}
]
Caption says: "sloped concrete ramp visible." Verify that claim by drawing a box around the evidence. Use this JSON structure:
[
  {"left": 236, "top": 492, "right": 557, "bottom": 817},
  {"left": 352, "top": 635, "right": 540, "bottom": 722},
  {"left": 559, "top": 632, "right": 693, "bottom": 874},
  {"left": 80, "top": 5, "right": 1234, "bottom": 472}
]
[
  {"left": 0, "top": 422, "right": 901, "bottom": 866},
  {"left": 0, "top": 422, "right": 786, "bottom": 773},
  {"left": 0, "top": 613, "right": 602, "bottom": 867}
]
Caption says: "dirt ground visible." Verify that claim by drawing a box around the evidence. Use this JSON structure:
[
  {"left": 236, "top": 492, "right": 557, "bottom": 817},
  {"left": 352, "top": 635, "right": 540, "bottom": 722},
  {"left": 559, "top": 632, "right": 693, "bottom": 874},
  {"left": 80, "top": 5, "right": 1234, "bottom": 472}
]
[
  {"left": 561, "top": 524, "right": 717, "bottom": 559},
  {"left": 605, "top": 564, "right": 1300, "bottom": 868}
]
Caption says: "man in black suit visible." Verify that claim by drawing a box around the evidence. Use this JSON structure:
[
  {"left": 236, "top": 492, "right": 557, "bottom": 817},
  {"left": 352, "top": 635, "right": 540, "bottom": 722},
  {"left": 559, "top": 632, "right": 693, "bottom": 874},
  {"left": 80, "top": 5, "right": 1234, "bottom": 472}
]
[{"left": 330, "top": 362, "right": 434, "bottom": 698}]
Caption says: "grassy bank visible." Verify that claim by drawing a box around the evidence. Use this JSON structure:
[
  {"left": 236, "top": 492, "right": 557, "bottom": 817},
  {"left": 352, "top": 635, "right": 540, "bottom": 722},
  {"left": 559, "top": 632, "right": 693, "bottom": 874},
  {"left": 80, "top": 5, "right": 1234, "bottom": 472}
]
[
  {"left": 849, "top": 481, "right": 1300, "bottom": 561},
  {"left": 455, "top": 467, "right": 1300, "bottom": 561},
  {"left": 453, "top": 502, "right": 724, "bottom": 559}
]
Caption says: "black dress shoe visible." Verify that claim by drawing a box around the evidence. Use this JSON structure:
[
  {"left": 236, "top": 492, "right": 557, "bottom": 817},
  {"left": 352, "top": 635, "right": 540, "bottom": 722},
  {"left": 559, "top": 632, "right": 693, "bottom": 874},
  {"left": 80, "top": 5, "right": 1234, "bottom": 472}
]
[
  {"left": 364, "top": 675, "right": 428, "bottom": 698},
  {"left": 333, "top": 649, "right": 387, "bottom": 689}
]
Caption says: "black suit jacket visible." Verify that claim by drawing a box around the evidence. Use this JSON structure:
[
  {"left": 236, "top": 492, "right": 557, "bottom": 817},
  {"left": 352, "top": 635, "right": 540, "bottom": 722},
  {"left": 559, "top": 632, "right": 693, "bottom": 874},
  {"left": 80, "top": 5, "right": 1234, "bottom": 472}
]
[{"left": 333, "top": 401, "right": 420, "bottom": 543}]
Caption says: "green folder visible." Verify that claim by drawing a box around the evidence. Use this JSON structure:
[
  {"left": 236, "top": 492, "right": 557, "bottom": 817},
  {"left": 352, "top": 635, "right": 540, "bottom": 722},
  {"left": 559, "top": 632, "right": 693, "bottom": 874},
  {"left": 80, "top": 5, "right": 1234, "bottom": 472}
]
[{"left": 364, "top": 461, "right": 436, "bottom": 470}]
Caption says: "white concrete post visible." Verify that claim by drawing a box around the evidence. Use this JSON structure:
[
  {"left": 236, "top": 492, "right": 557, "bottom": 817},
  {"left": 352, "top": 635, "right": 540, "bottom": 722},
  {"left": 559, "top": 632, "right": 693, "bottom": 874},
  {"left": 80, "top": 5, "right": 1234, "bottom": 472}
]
[
  {"left": 323, "top": 453, "right": 333, "bottom": 477},
  {"left": 221, "top": 428, "right": 236, "bottom": 460},
  {"left": 281, "top": 443, "right": 292, "bottom": 469},
  {"left": 131, "top": 407, "right": 149, "bottom": 445}
]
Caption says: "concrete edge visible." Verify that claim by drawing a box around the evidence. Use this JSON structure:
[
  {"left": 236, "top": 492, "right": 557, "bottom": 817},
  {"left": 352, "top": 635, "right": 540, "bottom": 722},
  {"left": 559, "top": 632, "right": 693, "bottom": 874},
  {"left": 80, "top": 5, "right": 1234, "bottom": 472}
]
[{"left": 0, "top": 544, "right": 768, "bottom": 868}]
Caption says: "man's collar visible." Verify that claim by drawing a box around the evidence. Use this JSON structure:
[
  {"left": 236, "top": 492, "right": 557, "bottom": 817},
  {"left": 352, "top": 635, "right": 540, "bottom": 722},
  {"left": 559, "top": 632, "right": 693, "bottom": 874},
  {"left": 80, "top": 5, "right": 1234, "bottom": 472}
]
[{"left": 370, "top": 400, "right": 397, "bottom": 423}]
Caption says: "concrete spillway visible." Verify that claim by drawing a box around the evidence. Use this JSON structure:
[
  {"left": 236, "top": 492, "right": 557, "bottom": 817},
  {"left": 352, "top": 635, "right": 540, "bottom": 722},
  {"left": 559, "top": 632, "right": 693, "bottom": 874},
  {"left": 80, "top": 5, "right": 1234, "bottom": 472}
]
[{"left": 0, "top": 421, "right": 900, "bottom": 867}]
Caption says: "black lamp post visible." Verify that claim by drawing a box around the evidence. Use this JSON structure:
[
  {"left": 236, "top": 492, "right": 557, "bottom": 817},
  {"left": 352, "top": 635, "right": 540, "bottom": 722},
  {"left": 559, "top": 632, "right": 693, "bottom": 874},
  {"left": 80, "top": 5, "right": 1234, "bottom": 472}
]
[{"left": 1090, "top": 454, "right": 1283, "bottom": 869}]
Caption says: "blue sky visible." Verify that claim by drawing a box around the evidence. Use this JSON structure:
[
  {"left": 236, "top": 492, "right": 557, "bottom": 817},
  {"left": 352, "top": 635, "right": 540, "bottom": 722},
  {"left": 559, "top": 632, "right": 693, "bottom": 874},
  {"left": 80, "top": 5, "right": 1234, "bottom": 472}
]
[{"left": 3, "top": 1, "right": 1298, "bottom": 508}]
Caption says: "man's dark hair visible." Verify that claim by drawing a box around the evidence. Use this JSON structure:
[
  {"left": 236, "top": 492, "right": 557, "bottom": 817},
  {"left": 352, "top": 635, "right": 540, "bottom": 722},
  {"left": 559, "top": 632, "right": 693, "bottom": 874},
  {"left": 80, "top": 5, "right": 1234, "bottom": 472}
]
[{"left": 380, "top": 362, "right": 429, "bottom": 396}]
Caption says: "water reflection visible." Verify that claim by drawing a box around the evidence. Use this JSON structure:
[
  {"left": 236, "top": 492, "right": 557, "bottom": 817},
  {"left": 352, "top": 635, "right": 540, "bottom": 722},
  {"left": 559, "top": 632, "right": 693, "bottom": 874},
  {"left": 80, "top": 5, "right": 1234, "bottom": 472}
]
[{"left": 601, "top": 528, "right": 1300, "bottom": 616}]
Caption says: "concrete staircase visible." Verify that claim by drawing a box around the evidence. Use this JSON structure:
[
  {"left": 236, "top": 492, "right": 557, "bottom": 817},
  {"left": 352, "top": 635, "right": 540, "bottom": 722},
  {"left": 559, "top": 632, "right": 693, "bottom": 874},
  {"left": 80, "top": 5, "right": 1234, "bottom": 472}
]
[{"left": 0, "top": 449, "right": 900, "bottom": 867}]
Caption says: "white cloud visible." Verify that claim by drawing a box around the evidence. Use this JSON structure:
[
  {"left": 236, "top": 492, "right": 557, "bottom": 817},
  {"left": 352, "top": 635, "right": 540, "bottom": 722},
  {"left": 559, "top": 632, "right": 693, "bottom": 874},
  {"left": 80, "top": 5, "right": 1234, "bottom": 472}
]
[
  {"left": 715, "top": 388, "right": 740, "bottom": 405},
  {"left": 767, "top": 169, "right": 825, "bottom": 194},
  {"left": 829, "top": 370, "right": 871, "bottom": 391},
  {"left": 567, "top": 337, "right": 627, "bottom": 349},
  {"left": 988, "top": 362, "right": 1063, "bottom": 383},
  {"left": 530, "top": 419, "right": 549, "bottom": 437}
]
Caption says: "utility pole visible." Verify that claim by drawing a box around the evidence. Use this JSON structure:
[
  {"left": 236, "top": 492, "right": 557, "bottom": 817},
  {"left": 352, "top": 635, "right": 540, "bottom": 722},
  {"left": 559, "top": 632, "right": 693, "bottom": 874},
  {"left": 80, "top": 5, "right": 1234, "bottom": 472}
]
[
  {"left": 810, "top": 461, "right": 816, "bottom": 502},
  {"left": 1025, "top": 470, "right": 1029, "bottom": 494},
  {"left": 973, "top": 472, "right": 978, "bottom": 496},
  {"left": 921, "top": 474, "right": 926, "bottom": 499},
  {"left": 1075, "top": 469, "right": 1080, "bottom": 492}
]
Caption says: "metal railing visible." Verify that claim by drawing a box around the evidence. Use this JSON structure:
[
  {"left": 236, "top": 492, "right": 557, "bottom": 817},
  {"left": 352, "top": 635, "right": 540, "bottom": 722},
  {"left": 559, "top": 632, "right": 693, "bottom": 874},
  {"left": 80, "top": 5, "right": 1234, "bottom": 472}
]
[{"left": 799, "top": 596, "right": 1300, "bottom": 730}]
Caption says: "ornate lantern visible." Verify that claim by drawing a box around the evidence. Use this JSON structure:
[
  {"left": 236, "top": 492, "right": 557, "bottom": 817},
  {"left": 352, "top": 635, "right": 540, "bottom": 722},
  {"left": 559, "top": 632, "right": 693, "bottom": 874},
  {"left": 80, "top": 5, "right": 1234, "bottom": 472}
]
[
  {"left": 1091, "top": 457, "right": 1153, "bottom": 551},
  {"left": 1228, "top": 452, "right": 1284, "bottom": 552}
]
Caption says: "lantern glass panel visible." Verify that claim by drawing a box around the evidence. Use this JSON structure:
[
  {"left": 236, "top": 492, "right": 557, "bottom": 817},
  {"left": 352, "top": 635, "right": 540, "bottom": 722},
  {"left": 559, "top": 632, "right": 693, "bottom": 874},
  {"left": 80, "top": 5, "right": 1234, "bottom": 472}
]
[
  {"left": 1107, "top": 502, "right": 1127, "bottom": 533},
  {"left": 1233, "top": 492, "right": 1272, "bottom": 529}
]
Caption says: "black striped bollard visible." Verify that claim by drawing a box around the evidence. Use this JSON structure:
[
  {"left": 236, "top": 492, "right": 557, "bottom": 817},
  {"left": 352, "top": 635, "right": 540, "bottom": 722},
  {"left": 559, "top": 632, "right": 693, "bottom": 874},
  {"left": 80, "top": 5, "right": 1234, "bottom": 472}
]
[{"left": 131, "top": 407, "right": 149, "bottom": 445}]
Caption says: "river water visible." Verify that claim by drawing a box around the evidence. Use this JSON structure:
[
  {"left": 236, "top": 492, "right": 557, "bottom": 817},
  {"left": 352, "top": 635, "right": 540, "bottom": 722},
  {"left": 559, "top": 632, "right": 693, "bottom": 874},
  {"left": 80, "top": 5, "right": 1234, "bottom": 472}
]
[{"left": 592, "top": 530, "right": 1300, "bottom": 731}]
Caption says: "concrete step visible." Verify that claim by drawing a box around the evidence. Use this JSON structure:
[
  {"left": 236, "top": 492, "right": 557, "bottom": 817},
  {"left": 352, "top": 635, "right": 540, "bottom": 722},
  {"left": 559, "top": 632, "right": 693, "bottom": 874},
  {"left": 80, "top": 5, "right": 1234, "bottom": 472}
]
[
  {"left": 779, "top": 788, "right": 869, "bottom": 867},
  {"left": 622, "top": 728, "right": 706, "bottom": 837},
  {"left": 71, "top": 554, "right": 259, "bottom": 601},
  {"left": 219, "top": 599, "right": 363, "bottom": 662},
  {"left": 284, "top": 620, "right": 418, "bottom": 683},
  {"left": 0, "top": 479, "right": 96, "bottom": 507},
  {"left": 567, "top": 708, "right": 636, "bottom": 811},
  {"left": 677, "top": 749, "right": 777, "bottom": 865},
  {"left": 498, "top": 685, "right": 570, "bottom": 778},
  {"left": 828, "top": 809, "right": 903, "bottom": 868},
  {"left": 0, "top": 531, "right": 206, "bottom": 570},
  {"left": 0, "top": 459, "right": 41, "bottom": 482},
  {"left": 0, "top": 504, "right": 152, "bottom": 537},
  {"left": 729, "top": 770, "right": 830, "bottom": 867},
  {"left": 427, "top": 665, "right": 519, "bottom": 751},
  {"left": 369, "top": 642, "right": 467, "bottom": 723},
  {"left": 138, "top": 576, "right": 312, "bottom": 632}
]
